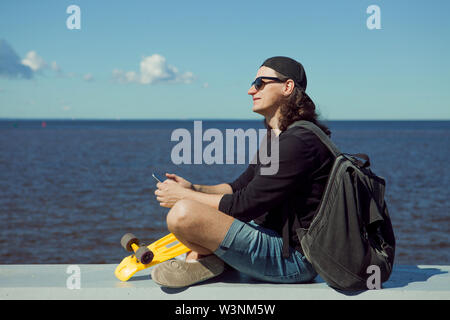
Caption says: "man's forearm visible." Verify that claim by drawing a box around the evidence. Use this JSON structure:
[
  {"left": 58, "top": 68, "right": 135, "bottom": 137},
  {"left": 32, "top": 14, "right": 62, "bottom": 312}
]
[
  {"left": 191, "top": 183, "right": 233, "bottom": 195},
  {"left": 175, "top": 183, "right": 232, "bottom": 210},
  {"left": 182, "top": 188, "right": 225, "bottom": 210}
]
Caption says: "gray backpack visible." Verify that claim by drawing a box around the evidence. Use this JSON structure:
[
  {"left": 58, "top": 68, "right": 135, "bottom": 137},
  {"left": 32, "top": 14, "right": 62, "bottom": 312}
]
[{"left": 288, "top": 120, "right": 396, "bottom": 290}]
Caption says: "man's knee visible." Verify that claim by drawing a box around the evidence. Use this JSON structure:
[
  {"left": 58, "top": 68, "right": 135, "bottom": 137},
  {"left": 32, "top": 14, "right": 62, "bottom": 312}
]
[{"left": 166, "top": 199, "right": 197, "bottom": 234}]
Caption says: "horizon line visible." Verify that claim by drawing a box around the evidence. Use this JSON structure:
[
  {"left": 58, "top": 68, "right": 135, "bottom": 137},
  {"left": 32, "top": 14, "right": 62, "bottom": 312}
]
[{"left": 0, "top": 118, "right": 449, "bottom": 122}]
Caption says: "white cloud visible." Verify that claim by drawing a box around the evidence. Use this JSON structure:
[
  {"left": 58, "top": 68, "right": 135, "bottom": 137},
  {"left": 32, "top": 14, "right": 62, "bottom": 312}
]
[
  {"left": 0, "top": 41, "right": 66, "bottom": 80},
  {"left": 83, "top": 73, "right": 94, "bottom": 82},
  {"left": 21, "top": 51, "right": 47, "bottom": 72},
  {"left": 20, "top": 50, "right": 65, "bottom": 77},
  {"left": 113, "top": 54, "right": 194, "bottom": 85}
]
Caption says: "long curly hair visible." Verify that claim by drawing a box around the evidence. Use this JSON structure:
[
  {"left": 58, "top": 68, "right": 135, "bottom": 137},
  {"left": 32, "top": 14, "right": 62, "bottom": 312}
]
[{"left": 266, "top": 71, "right": 331, "bottom": 137}]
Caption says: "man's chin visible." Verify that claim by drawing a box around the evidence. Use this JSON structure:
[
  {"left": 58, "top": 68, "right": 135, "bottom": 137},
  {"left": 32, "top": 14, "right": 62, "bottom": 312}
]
[
  {"left": 252, "top": 108, "right": 268, "bottom": 118},
  {"left": 252, "top": 104, "right": 264, "bottom": 115}
]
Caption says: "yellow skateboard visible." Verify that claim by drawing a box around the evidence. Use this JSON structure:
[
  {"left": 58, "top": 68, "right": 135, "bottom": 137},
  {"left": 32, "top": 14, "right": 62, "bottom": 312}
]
[{"left": 115, "top": 232, "right": 190, "bottom": 281}]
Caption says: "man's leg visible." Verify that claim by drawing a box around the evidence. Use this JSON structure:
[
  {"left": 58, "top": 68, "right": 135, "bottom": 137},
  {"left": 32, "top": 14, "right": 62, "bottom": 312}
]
[
  {"left": 150, "top": 199, "right": 234, "bottom": 288},
  {"left": 166, "top": 199, "right": 235, "bottom": 257}
]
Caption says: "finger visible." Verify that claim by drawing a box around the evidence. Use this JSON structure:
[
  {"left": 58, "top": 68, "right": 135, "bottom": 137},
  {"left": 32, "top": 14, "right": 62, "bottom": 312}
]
[{"left": 166, "top": 173, "right": 177, "bottom": 181}]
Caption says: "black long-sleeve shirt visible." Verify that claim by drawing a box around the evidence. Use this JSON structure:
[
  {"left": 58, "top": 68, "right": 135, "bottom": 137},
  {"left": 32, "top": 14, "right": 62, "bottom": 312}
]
[{"left": 218, "top": 125, "right": 334, "bottom": 257}]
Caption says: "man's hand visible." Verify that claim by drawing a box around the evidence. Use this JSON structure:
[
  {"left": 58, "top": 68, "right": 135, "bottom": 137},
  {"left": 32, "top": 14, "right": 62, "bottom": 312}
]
[
  {"left": 165, "top": 173, "right": 193, "bottom": 189},
  {"left": 154, "top": 179, "right": 191, "bottom": 208}
]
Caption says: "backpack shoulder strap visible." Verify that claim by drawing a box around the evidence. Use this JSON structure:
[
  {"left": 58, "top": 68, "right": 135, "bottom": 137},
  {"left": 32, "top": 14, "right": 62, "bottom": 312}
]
[{"left": 287, "top": 120, "right": 341, "bottom": 157}]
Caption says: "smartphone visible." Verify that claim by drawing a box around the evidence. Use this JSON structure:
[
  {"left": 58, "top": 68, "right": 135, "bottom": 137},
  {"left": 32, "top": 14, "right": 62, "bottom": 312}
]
[{"left": 152, "top": 173, "right": 164, "bottom": 183}]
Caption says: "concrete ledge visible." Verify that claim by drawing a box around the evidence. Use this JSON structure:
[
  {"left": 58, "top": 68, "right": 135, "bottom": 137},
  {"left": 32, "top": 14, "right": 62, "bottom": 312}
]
[{"left": 0, "top": 264, "right": 449, "bottom": 300}]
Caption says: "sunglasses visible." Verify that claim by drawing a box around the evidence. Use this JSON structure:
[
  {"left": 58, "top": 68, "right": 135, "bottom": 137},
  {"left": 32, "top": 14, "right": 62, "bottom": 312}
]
[{"left": 251, "top": 76, "right": 285, "bottom": 91}]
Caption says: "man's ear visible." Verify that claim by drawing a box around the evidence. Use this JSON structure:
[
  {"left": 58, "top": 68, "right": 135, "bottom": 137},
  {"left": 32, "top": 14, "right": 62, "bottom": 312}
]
[{"left": 283, "top": 79, "right": 295, "bottom": 96}]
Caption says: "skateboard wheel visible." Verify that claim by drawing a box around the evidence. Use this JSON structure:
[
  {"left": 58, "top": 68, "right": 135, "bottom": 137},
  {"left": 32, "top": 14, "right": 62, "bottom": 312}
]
[
  {"left": 121, "top": 233, "right": 139, "bottom": 252},
  {"left": 136, "top": 247, "right": 154, "bottom": 265}
]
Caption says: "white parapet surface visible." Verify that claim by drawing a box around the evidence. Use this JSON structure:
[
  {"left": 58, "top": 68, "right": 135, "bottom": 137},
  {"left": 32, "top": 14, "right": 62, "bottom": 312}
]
[{"left": 0, "top": 264, "right": 449, "bottom": 300}]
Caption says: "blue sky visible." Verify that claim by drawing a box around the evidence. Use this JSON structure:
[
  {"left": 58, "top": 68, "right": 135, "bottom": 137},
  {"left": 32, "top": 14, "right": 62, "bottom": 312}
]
[{"left": 0, "top": 0, "right": 449, "bottom": 120}]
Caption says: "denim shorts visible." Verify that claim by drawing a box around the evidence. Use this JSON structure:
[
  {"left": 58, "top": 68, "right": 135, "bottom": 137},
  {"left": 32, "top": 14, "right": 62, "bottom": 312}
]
[{"left": 214, "top": 219, "right": 317, "bottom": 284}]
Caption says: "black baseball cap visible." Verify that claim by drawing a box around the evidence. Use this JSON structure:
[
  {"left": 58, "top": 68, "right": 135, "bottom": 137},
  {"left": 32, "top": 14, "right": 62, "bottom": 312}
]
[{"left": 261, "top": 56, "right": 308, "bottom": 91}]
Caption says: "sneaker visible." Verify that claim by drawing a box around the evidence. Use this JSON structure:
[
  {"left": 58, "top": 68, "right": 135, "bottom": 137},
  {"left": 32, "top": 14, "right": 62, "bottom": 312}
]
[{"left": 150, "top": 254, "right": 225, "bottom": 288}]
